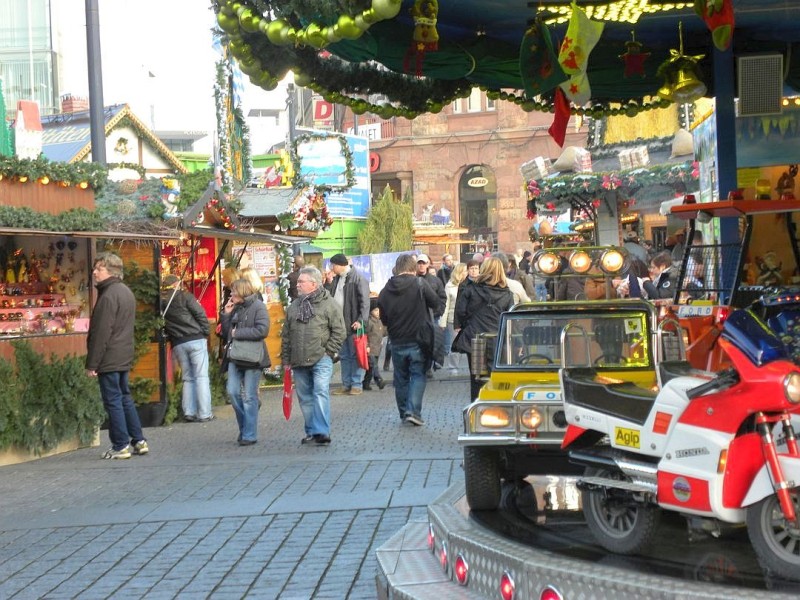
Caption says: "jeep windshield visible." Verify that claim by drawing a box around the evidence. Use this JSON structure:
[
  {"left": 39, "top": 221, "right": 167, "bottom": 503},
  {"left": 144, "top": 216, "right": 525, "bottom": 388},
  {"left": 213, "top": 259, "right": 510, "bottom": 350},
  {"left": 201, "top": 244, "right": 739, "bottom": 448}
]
[{"left": 494, "top": 302, "right": 656, "bottom": 370}]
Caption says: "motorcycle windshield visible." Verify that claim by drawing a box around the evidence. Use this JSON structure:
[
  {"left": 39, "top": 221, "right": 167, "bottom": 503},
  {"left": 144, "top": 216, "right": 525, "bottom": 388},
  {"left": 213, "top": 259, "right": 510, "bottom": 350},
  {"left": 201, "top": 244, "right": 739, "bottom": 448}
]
[{"left": 721, "top": 308, "right": 789, "bottom": 366}]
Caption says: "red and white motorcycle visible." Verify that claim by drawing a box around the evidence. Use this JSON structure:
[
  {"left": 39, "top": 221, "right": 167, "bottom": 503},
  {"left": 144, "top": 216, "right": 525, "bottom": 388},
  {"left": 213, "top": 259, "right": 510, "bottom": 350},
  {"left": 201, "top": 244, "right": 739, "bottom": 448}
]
[{"left": 559, "top": 300, "right": 800, "bottom": 580}]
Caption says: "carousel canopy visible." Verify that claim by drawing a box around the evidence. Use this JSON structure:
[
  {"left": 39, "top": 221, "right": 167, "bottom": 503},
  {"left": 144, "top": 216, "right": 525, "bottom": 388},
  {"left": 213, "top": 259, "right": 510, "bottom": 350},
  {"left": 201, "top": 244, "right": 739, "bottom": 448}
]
[{"left": 213, "top": 0, "right": 800, "bottom": 118}]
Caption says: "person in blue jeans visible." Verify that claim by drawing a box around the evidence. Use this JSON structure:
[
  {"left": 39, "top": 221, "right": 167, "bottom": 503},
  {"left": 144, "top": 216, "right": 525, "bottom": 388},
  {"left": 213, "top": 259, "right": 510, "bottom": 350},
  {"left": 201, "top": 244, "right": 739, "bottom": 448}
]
[
  {"left": 378, "top": 254, "right": 442, "bottom": 426},
  {"left": 220, "top": 278, "right": 271, "bottom": 446},
  {"left": 85, "top": 252, "right": 148, "bottom": 459},
  {"left": 282, "top": 266, "right": 346, "bottom": 445},
  {"left": 161, "top": 274, "right": 214, "bottom": 422},
  {"left": 328, "top": 253, "right": 370, "bottom": 395}
]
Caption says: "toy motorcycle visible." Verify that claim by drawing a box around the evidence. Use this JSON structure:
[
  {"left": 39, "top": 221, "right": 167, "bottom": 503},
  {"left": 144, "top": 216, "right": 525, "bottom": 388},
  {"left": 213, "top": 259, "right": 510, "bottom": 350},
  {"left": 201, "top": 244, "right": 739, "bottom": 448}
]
[{"left": 559, "top": 302, "right": 800, "bottom": 580}]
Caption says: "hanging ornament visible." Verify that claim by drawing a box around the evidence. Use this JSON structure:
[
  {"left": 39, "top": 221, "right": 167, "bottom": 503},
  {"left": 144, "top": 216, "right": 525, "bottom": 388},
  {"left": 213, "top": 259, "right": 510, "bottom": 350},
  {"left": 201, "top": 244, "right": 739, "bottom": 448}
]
[
  {"left": 656, "top": 22, "right": 706, "bottom": 104},
  {"left": 619, "top": 31, "right": 650, "bottom": 78},
  {"left": 402, "top": 0, "right": 439, "bottom": 76},
  {"left": 519, "top": 18, "right": 567, "bottom": 97},
  {"left": 694, "top": 0, "right": 734, "bottom": 51},
  {"left": 557, "top": 1, "right": 605, "bottom": 106}
]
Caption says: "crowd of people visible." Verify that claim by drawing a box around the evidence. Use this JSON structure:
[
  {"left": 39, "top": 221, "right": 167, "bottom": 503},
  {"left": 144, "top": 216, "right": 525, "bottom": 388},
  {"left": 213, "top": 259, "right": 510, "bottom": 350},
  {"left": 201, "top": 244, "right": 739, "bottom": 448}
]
[{"left": 88, "top": 233, "right": 700, "bottom": 458}]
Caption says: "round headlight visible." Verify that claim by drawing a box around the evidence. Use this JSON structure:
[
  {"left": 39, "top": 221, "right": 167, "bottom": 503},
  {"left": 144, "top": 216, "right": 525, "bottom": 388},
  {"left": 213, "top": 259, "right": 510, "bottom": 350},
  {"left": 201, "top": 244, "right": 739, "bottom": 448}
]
[
  {"left": 569, "top": 250, "right": 592, "bottom": 274},
  {"left": 520, "top": 408, "right": 543, "bottom": 430},
  {"left": 479, "top": 407, "right": 512, "bottom": 428},
  {"left": 535, "top": 252, "right": 562, "bottom": 275},
  {"left": 600, "top": 249, "right": 625, "bottom": 274},
  {"left": 785, "top": 372, "right": 800, "bottom": 404}
]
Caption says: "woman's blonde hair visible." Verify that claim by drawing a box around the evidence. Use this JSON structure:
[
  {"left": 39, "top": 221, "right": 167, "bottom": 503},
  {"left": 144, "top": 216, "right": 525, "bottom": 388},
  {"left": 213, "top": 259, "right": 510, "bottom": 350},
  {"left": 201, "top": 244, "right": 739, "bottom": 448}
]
[
  {"left": 239, "top": 267, "right": 264, "bottom": 293},
  {"left": 231, "top": 278, "right": 256, "bottom": 298},
  {"left": 476, "top": 257, "right": 508, "bottom": 287},
  {"left": 449, "top": 263, "right": 467, "bottom": 285}
]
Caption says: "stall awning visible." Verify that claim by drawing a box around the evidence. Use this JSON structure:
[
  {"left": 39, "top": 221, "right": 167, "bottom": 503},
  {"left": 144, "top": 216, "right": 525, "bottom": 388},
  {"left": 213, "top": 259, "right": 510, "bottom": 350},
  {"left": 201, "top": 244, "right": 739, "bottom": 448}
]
[
  {"left": 182, "top": 224, "right": 310, "bottom": 246},
  {"left": 0, "top": 227, "right": 182, "bottom": 241}
]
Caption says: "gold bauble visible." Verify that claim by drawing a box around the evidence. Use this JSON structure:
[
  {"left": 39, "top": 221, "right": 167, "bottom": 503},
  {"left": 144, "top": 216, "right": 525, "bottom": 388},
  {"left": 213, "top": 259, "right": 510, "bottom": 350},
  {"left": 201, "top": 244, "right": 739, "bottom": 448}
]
[
  {"left": 336, "top": 15, "right": 361, "bottom": 39},
  {"left": 370, "top": 0, "right": 401, "bottom": 21}
]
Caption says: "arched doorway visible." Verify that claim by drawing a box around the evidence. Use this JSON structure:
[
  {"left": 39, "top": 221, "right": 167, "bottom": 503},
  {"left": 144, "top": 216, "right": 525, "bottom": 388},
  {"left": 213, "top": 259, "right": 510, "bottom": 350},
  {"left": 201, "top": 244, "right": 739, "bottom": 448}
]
[{"left": 458, "top": 165, "right": 497, "bottom": 255}]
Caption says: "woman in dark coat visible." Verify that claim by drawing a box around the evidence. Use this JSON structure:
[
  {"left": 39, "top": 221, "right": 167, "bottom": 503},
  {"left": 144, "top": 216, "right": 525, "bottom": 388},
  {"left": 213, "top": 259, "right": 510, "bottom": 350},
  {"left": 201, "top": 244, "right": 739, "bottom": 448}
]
[
  {"left": 453, "top": 257, "right": 514, "bottom": 400},
  {"left": 220, "top": 278, "right": 270, "bottom": 446}
]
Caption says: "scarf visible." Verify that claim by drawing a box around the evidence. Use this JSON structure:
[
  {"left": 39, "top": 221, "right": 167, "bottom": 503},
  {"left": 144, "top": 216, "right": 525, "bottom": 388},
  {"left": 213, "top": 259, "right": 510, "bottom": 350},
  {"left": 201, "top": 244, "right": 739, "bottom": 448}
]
[{"left": 297, "top": 287, "right": 324, "bottom": 323}]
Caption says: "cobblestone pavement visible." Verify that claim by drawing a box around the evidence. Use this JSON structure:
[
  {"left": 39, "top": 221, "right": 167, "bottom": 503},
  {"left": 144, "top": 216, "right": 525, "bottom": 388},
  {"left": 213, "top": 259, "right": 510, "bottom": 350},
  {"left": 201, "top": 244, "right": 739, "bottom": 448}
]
[{"left": 0, "top": 370, "right": 469, "bottom": 599}]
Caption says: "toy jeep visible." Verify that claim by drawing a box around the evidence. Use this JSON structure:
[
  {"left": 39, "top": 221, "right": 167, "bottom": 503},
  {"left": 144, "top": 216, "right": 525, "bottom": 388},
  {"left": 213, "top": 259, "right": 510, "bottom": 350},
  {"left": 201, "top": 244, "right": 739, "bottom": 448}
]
[{"left": 459, "top": 298, "right": 688, "bottom": 510}]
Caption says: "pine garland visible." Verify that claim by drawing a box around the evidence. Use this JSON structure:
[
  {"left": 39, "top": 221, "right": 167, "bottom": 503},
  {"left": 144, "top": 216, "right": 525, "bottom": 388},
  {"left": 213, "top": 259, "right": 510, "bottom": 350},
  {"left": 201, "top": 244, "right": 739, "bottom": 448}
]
[{"left": 0, "top": 155, "right": 107, "bottom": 191}]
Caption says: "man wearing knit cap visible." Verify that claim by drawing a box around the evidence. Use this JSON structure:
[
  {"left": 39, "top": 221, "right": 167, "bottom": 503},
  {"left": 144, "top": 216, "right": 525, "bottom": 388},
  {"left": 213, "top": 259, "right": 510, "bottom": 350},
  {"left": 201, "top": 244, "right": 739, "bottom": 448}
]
[{"left": 328, "top": 253, "right": 371, "bottom": 395}]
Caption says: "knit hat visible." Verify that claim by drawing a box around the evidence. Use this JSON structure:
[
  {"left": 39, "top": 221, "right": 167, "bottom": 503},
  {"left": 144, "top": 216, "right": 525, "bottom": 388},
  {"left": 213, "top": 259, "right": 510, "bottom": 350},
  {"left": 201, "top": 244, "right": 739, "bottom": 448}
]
[{"left": 329, "top": 253, "right": 349, "bottom": 266}]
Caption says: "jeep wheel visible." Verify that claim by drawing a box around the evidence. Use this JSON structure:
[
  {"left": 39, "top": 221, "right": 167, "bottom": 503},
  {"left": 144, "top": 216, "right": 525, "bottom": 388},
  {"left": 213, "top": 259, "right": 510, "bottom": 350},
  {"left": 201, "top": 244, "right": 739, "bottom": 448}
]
[{"left": 464, "top": 446, "right": 501, "bottom": 511}]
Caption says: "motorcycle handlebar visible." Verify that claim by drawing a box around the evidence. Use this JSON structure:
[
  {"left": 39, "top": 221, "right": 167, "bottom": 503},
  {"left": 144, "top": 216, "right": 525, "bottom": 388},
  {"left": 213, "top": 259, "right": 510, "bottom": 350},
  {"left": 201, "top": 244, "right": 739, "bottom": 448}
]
[{"left": 686, "top": 368, "right": 740, "bottom": 400}]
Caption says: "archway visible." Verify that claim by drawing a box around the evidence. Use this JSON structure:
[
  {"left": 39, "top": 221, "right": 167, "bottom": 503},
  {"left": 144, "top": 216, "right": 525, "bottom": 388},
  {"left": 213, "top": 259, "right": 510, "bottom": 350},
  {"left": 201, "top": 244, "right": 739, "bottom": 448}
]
[{"left": 458, "top": 165, "right": 497, "bottom": 255}]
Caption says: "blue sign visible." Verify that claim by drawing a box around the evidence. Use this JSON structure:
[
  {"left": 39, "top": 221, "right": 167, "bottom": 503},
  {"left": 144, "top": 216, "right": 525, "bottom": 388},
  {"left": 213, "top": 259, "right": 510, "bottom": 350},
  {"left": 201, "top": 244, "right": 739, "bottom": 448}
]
[{"left": 297, "top": 129, "right": 371, "bottom": 219}]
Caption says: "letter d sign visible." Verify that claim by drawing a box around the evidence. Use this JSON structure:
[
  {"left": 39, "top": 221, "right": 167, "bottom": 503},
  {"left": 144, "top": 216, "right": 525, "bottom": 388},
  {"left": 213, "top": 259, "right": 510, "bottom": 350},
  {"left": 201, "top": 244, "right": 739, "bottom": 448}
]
[{"left": 314, "top": 100, "right": 333, "bottom": 120}]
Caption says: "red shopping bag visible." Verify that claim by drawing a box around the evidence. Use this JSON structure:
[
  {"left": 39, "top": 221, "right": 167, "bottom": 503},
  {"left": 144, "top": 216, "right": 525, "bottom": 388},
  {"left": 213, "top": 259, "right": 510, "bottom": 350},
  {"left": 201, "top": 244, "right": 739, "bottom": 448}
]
[
  {"left": 354, "top": 322, "right": 369, "bottom": 370},
  {"left": 282, "top": 367, "right": 293, "bottom": 420}
]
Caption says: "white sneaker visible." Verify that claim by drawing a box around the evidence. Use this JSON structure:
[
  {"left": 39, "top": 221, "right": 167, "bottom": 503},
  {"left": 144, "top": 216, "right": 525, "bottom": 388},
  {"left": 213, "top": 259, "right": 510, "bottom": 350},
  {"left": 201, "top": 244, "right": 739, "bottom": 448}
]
[{"left": 101, "top": 445, "right": 131, "bottom": 459}]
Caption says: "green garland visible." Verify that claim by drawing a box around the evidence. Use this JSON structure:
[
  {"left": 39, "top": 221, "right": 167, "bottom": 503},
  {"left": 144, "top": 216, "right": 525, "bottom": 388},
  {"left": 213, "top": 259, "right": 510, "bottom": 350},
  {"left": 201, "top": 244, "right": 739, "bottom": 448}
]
[
  {"left": 107, "top": 161, "right": 147, "bottom": 179},
  {"left": 0, "top": 155, "right": 107, "bottom": 192},
  {"left": 275, "top": 243, "right": 293, "bottom": 310},
  {"left": 211, "top": 0, "right": 673, "bottom": 119},
  {"left": 290, "top": 132, "right": 356, "bottom": 192},
  {"left": 0, "top": 206, "right": 105, "bottom": 230}
]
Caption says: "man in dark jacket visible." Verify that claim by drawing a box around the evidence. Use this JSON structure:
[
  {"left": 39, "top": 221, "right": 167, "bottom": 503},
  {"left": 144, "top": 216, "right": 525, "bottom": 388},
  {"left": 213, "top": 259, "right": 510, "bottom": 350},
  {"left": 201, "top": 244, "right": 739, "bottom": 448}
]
[
  {"left": 415, "top": 253, "right": 446, "bottom": 319},
  {"left": 328, "top": 253, "right": 371, "bottom": 395},
  {"left": 86, "top": 252, "right": 147, "bottom": 460},
  {"left": 378, "top": 254, "right": 440, "bottom": 426},
  {"left": 162, "top": 274, "right": 214, "bottom": 423},
  {"left": 436, "top": 253, "right": 454, "bottom": 286}
]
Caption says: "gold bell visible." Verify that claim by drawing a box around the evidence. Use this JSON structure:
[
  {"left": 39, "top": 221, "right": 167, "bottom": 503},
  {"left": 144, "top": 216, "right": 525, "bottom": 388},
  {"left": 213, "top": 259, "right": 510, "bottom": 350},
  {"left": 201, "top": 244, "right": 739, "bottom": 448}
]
[
  {"left": 670, "top": 67, "right": 706, "bottom": 103},
  {"left": 657, "top": 78, "right": 675, "bottom": 102}
]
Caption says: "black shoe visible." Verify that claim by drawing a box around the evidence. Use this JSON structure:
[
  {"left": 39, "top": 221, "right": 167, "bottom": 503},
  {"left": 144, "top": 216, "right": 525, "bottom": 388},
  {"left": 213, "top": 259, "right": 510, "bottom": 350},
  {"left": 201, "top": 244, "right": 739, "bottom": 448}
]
[
  {"left": 301, "top": 435, "right": 316, "bottom": 444},
  {"left": 184, "top": 415, "right": 197, "bottom": 422},
  {"left": 238, "top": 439, "right": 257, "bottom": 446},
  {"left": 315, "top": 435, "right": 331, "bottom": 445},
  {"left": 377, "top": 380, "right": 386, "bottom": 390},
  {"left": 363, "top": 385, "right": 372, "bottom": 391},
  {"left": 383, "top": 362, "right": 391, "bottom": 371}
]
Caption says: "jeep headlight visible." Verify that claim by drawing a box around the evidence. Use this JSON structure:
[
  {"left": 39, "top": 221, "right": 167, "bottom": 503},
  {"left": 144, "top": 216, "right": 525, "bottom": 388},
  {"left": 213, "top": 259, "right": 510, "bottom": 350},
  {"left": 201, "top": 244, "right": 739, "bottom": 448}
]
[
  {"left": 520, "top": 408, "right": 543, "bottom": 430},
  {"left": 479, "top": 407, "right": 512, "bottom": 428},
  {"left": 785, "top": 372, "right": 800, "bottom": 404}
]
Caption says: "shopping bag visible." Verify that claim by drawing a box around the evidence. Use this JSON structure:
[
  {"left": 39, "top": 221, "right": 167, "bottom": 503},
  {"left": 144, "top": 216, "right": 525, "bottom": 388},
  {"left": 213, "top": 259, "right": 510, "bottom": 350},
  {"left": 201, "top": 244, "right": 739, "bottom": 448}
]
[
  {"left": 354, "top": 322, "right": 369, "bottom": 370},
  {"left": 282, "top": 367, "right": 293, "bottom": 420}
]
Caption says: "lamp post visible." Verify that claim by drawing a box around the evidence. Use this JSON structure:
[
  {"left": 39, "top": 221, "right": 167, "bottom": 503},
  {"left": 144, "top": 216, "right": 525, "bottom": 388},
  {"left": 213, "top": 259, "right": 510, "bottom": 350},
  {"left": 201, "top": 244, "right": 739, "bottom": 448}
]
[{"left": 85, "top": 0, "right": 106, "bottom": 165}]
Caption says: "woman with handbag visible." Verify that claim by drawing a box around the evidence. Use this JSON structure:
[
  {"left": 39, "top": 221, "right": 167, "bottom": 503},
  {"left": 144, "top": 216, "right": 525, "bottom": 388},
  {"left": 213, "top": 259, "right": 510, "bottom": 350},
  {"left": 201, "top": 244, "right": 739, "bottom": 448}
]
[
  {"left": 453, "top": 257, "right": 514, "bottom": 400},
  {"left": 220, "top": 278, "right": 270, "bottom": 446}
]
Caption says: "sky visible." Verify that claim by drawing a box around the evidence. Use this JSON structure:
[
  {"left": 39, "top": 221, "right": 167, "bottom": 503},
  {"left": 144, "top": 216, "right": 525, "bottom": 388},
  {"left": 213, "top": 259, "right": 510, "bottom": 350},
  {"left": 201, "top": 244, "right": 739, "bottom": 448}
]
[{"left": 56, "top": 0, "right": 290, "bottom": 154}]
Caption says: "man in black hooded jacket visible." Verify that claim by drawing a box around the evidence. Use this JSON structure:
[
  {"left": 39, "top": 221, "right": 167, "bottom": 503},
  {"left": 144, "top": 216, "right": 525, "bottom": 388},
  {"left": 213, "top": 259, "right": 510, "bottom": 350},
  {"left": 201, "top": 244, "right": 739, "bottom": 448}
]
[{"left": 378, "top": 254, "right": 440, "bottom": 426}]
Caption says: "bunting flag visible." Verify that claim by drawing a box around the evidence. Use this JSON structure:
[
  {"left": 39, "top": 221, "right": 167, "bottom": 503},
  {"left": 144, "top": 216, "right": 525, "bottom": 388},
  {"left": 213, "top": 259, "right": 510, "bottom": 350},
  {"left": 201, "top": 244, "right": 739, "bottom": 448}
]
[
  {"left": 519, "top": 19, "right": 567, "bottom": 98},
  {"left": 557, "top": 2, "right": 605, "bottom": 105},
  {"left": 548, "top": 86, "right": 571, "bottom": 147}
]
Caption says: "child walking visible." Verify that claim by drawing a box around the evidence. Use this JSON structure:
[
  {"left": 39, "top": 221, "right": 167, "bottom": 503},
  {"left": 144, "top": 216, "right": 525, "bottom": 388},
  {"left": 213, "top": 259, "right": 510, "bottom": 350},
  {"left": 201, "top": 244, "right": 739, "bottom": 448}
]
[{"left": 363, "top": 302, "right": 387, "bottom": 390}]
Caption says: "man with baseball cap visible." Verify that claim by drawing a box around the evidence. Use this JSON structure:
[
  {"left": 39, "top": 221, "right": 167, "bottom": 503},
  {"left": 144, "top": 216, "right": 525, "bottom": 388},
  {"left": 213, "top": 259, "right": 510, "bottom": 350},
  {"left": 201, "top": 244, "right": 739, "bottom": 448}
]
[{"left": 328, "top": 253, "right": 371, "bottom": 395}]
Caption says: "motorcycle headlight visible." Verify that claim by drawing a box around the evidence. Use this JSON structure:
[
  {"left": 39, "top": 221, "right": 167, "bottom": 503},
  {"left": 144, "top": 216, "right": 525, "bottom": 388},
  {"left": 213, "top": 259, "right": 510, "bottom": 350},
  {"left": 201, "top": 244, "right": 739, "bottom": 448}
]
[
  {"left": 479, "top": 407, "right": 512, "bottom": 428},
  {"left": 785, "top": 372, "right": 800, "bottom": 404},
  {"left": 520, "top": 408, "right": 543, "bottom": 430}
]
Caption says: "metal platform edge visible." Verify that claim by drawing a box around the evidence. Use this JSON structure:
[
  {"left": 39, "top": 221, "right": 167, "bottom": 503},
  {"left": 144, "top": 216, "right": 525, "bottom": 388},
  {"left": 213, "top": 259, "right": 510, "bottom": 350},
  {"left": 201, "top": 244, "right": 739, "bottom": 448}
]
[{"left": 375, "top": 482, "right": 799, "bottom": 600}]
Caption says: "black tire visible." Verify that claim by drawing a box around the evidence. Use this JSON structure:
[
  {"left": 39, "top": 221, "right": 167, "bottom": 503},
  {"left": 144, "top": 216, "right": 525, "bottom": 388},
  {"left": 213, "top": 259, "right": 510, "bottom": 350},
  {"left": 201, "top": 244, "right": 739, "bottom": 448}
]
[
  {"left": 581, "top": 467, "right": 660, "bottom": 554},
  {"left": 746, "top": 490, "right": 800, "bottom": 580},
  {"left": 463, "top": 446, "right": 501, "bottom": 511}
]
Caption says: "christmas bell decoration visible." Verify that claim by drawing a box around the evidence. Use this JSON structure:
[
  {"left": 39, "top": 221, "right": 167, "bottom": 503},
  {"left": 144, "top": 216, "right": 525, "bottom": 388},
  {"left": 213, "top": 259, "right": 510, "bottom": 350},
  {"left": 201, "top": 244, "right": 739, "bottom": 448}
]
[{"left": 657, "top": 22, "right": 706, "bottom": 104}]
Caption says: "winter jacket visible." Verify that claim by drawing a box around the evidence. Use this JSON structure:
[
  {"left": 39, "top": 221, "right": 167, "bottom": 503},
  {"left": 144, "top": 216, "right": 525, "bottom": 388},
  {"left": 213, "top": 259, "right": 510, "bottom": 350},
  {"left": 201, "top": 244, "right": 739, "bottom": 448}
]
[
  {"left": 330, "top": 267, "right": 370, "bottom": 334},
  {"left": 453, "top": 282, "right": 514, "bottom": 354},
  {"left": 438, "top": 280, "right": 459, "bottom": 327},
  {"left": 555, "top": 275, "right": 587, "bottom": 301},
  {"left": 644, "top": 266, "right": 679, "bottom": 300},
  {"left": 378, "top": 274, "right": 440, "bottom": 345},
  {"left": 281, "top": 289, "right": 346, "bottom": 367},
  {"left": 418, "top": 272, "right": 446, "bottom": 319},
  {"left": 86, "top": 277, "right": 136, "bottom": 373},
  {"left": 220, "top": 293, "right": 271, "bottom": 369},
  {"left": 366, "top": 315, "right": 386, "bottom": 358},
  {"left": 162, "top": 288, "right": 209, "bottom": 347}
]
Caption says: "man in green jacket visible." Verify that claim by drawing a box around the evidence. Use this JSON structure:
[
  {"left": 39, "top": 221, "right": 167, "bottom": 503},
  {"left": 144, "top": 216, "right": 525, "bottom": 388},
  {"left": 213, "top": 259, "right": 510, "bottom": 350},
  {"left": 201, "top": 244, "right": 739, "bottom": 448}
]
[{"left": 281, "top": 266, "right": 346, "bottom": 446}]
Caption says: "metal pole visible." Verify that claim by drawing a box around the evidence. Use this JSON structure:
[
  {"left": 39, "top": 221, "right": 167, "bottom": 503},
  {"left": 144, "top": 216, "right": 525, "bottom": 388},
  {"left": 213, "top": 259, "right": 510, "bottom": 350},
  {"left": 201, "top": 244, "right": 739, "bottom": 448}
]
[
  {"left": 286, "top": 83, "right": 296, "bottom": 142},
  {"left": 85, "top": 0, "right": 106, "bottom": 164}
]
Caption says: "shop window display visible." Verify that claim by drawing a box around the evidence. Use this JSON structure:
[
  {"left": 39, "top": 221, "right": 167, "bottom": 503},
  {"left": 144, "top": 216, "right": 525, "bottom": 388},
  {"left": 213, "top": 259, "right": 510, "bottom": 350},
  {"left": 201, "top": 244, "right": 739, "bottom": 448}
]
[{"left": 0, "top": 235, "right": 90, "bottom": 336}]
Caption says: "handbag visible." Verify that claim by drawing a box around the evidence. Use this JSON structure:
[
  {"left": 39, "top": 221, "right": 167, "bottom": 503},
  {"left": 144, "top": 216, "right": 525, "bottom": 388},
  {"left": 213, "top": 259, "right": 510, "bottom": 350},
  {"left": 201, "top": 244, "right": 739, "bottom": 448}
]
[
  {"left": 228, "top": 338, "right": 266, "bottom": 368},
  {"left": 353, "top": 322, "right": 370, "bottom": 370},
  {"left": 415, "top": 279, "right": 446, "bottom": 367}
]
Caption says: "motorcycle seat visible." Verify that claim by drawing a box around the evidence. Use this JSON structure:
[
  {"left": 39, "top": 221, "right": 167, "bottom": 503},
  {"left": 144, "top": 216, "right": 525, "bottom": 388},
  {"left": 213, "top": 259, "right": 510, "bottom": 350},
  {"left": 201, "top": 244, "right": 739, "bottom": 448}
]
[
  {"left": 658, "top": 360, "right": 707, "bottom": 385},
  {"left": 561, "top": 367, "right": 657, "bottom": 425}
]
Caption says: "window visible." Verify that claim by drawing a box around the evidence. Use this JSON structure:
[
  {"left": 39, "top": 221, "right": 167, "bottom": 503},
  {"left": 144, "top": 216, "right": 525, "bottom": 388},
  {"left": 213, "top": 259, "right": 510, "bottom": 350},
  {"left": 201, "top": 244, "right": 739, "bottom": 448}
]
[
  {"left": 467, "top": 88, "right": 482, "bottom": 112},
  {"left": 452, "top": 99, "right": 462, "bottom": 114}
]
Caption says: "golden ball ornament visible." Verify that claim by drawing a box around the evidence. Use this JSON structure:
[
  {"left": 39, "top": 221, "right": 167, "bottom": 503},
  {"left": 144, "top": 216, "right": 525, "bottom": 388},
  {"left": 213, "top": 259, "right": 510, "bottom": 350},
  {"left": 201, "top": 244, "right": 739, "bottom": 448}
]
[
  {"left": 336, "top": 15, "right": 361, "bottom": 39},
  {"left": 370, "top": 0, "right": 401, "bottom": 20}
]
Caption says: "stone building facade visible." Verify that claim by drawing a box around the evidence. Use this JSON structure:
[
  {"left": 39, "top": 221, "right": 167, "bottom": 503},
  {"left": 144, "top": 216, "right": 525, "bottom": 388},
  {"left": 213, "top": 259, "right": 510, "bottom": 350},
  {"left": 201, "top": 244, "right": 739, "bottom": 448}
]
[{"left": 346, "top": 91, "right": 587, "bottom": 260}]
